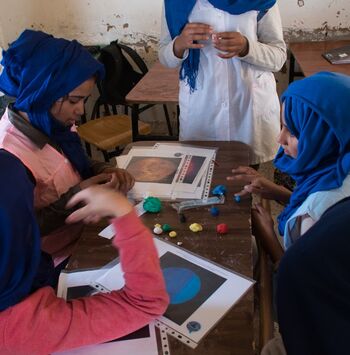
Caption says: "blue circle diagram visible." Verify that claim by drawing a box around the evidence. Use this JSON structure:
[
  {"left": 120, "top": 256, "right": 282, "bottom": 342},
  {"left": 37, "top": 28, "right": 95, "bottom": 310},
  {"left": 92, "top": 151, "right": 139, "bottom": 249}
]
[{"left": 163, "top": 267, "right": 201, "bottom": 304}]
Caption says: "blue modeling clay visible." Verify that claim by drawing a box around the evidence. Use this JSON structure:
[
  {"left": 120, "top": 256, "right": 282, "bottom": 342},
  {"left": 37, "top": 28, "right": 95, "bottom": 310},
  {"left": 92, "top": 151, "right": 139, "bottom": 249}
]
[
  {"left": 212, "top": 184, "right": 227, "bottom": 196},
  {"left": 210, "top": 206, "right": 220, "bottom": 216},
  {"left": 187, "top": 321, "right": 201, "bottom": 333},
  {"left": 234, "top": 195, "right": 241, "bottom": 203}
]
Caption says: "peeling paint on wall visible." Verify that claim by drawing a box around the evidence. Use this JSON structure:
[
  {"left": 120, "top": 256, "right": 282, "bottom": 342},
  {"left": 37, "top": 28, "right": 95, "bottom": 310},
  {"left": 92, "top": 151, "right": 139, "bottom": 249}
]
[
  {"left": 118, "top": 34, "right": 159, "bottom": 62},
  {"left": 105, "top": 23, "right": 116, "bottom": 32},
  {"left": 0, "top": 0, "right": 349, "bottom": 65},
  {"left": 284, "top": 26, "right": 350, "bottom": 42}
]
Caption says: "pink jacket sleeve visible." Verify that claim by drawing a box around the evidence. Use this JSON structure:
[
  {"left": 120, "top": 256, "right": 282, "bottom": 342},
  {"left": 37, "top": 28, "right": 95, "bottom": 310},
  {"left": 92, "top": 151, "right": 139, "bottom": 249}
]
[{"left": 0, "top": 211, "right": 169, "bottom": 354}]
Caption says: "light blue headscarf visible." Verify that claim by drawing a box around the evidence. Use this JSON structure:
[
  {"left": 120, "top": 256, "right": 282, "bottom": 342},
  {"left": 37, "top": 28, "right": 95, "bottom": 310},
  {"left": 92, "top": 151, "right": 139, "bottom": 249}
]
[
  {"left": 164, "top": 0, "right": 276, "bottom": 91},
  {"left": 274, "top": 72, "right": 350, "bottom": 236}
]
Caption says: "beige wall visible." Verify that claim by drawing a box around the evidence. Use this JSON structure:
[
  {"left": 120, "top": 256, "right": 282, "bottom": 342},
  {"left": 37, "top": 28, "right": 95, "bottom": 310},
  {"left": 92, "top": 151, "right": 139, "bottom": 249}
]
[
  {"left": 1, "top": 0, "right": 349, "bottom": 63},
  {"left": 0, "top": 0, "right": 349, "bottom": 127}
]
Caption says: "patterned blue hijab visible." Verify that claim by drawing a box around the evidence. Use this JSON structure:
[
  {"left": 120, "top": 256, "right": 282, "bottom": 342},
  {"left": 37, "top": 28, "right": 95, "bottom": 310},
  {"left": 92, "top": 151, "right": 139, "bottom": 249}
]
[
  {"left": 274, "top": 72, "right": 350, "bottom": 236},
  {"left": 164, "top": 0, "right": 276, "bottom": 91},
  {"left": 0, "top": 30, "right": 105, "bottom": 179},
  {"left": 0, "top": 150, "right": 41, "bottom": 311}
]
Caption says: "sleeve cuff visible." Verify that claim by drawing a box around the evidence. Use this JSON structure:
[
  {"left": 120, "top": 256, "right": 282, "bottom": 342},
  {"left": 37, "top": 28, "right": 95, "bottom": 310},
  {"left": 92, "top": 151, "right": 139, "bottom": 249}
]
[
  {"left": 239, "top": 37, "right": 252, "bottom": 60},
  {"left": 164, "top": 37, "right": 188, "bottom": 67}
]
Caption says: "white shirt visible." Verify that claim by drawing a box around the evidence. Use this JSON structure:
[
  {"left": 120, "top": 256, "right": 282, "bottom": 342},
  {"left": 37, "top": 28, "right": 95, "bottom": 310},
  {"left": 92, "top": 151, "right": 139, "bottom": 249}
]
[
  {"left": 159, "top": 0, "right": 287, "bottom": 164},
  {"left": 284, "top": 174, "right": 350, "bottom": 249}
]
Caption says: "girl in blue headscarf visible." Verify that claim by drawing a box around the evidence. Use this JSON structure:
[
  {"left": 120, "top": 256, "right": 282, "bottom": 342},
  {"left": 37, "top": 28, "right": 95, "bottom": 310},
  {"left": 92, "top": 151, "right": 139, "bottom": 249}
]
[
  {"left": 227, "top": 72, "right": 350, "bottom": 263},
  {"left": 159, "top": 0, "right": 286, "bottom": 165},
  {"left": 0, "top": 30, "right": 135, "bottom": 266},
  {"left": 0, "top": 149, "right": 168, "bottom": 354}
]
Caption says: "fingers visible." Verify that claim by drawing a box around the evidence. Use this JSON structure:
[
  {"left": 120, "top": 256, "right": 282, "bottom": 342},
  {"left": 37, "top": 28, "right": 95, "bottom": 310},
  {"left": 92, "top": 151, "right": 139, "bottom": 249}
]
[
  {"left": 214, "top": 41, "right": 243, "bottom": 54},
  {"left": 217, "top": 52, "right": 237, "bottom": 59},
  {"left": 120, "top": 173, "right": 135, "bottom": 194},
  {"left": 95, "top": 173, "right": 112, "bottom": 183},
  {"left": 105, "top": 170, "right": 134, "bottom": 193},
  {"left": 212, "top": 32, "right": 246, "bottom": 57},
  {"left": 83, "top": 214, "right": 102, "bottom": 224},
  {"left": 67, "top": 207, "right": 103, "bottom": 224},
  {"left": 126, "top": 173, "right": 135, "bottom": 191},
  {"left": 89, "top": 173, "right": 112, "bottom": 186},
  {"left": 179, "top": 23, "right": 213, "bottom": 50},
  {"left": 116, "top": 171, "right": 127, "bottom": 190},
  {"left": 185, "top": 23, "right": 213, "bottom": 34},
  {"left": 227, "top": 173, "right": 257, "bottom": 184},
  {"left": 213, "top": 31, "right": 242, "bottom": 44},
  {"left": 105, "top": 172, "right": 120, "bottom": 191},
  {"left": 66, "top": 204, "right": 90, "bottom": 223},
  {"left": 66, "top": 188, "right": 91, "bottom": 209},
  {"left": 182, "top": 24, "right": 212, "bottom": 42},
  {"left": 233, "top": 183, "right": 265, "bottom": 199},
  {"left": 118, "top": 170, "right": 135, "bottom": 193},
  {"left": 231, "top": 166, "right": 258, "bottom": 175},
  {"left": 234, "top": 188, "right": 251, "bottom": 198},
  {"left": 228, "top": 166, "right": 258, "bottom": 198}
]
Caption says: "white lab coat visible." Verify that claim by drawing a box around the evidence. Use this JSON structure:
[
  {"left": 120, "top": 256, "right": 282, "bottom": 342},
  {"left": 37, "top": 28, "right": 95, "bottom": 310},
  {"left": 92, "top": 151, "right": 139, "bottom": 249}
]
[{"left": 159, "top": 0, "right": 287, "bottom": 164}]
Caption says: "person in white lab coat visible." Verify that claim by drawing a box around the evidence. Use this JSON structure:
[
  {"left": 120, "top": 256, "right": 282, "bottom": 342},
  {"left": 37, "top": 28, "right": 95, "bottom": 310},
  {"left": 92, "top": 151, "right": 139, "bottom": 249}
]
[{"left": 159, "top": 0, "right": 286, "bottom": 165}]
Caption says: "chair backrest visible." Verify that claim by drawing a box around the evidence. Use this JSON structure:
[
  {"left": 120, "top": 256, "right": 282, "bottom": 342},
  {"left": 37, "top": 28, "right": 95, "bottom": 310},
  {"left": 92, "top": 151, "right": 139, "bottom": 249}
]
[{"left": 98, "top": 40, "right": 148, "bottom": 105}]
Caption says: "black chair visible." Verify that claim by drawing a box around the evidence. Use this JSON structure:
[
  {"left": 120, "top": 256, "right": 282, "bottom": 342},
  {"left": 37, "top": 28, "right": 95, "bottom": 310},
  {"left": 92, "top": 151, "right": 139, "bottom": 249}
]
[{"left": 78, "top": 41, "right": 177, "bottom": 161}]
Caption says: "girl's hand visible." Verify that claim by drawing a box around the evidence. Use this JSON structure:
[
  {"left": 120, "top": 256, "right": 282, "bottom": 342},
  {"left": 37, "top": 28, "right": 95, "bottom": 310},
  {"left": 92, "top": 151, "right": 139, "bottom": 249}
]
[
  {"left": 227, "top": 166, "right": 279, "bottom": 200},
  {"left": 174, "top": 23, "right": 213, "bottom": 58},
  {"left": 79, "top": 173, "right": 112, "bottom": 190},
  {"left": 252, "top": 203, "right": 284, "bottom": 264},
  {"left": 252, "top": 203, "right": 275, "bottom": 233},
  {"left": 102, "top": 168, "right": 135, "bottom": 194},
  {"left": 66, "top": 186, "right": 133, "bottom": 224},
  {"left": 212, "top": 31, "right": 248, "bottom": 59}
]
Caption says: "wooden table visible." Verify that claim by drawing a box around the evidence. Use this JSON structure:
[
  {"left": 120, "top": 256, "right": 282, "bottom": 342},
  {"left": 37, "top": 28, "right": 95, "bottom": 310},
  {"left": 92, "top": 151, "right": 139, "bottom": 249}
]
[
  {"left": 66, "top": 141, "right": 255, "bottom": 355},
  {"left": 126, "top": 61, "right": 179, "bottom": 141},
  {"left": 289, "top": 40, "right": 350, "bottom": 83}
]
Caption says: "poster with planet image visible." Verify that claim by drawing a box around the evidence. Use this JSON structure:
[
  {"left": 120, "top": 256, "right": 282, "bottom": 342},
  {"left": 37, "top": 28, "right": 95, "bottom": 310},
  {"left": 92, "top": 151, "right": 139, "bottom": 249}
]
[
  {"left": 122, "top": 148, "right": 185, "bottom": 199},
  {"left": 154, "top": 238, "right": 254, "bottom": 347},
  {"left": 91, "top": 238, "right": 254, "bottom": 348},
  {"left": 120, "top": 144, "right": 217, "bottom": 199},
  {"left": 152, "top": 143, "right": 217, "bottom": 193},
  {"left": 160, "top": 251, "right": 226, "bottom": 325},
  {"left": 126, "top": 156, "right": 181, "bottom": 184}
]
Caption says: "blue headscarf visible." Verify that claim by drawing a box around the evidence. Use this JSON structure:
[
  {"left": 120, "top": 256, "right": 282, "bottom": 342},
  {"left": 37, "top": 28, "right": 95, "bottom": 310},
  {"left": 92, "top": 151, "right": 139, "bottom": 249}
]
[
  {"left": 0, "top": 30, "right": 105, "bottom": 179},
  {"left": 274, "top": 72, "right": 350, "bottom": 236},
  {"left": 164, "top": 0, "right": 276, "bottom": 91},
  {"left": 0, "top": 150, "right": 41, "bottom": 311}
]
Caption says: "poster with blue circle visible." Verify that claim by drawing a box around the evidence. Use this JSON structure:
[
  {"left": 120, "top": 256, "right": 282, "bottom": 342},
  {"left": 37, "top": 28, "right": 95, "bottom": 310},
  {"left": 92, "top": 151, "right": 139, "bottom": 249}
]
[{"left": 160, "top": 252, "right": 226, "bottom": 325}]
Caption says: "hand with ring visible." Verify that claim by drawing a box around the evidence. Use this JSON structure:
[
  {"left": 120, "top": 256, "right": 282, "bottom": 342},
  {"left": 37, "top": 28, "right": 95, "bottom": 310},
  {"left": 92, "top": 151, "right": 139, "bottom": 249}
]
[
  {"left": 173, "top": 23, "right": 213, "bottom": 58},
  {"left": 226, "top": 166, "right": 292, "bottom": 203},
  {"left": 212, "top": 31, "right": 249, "bottom": 59}
]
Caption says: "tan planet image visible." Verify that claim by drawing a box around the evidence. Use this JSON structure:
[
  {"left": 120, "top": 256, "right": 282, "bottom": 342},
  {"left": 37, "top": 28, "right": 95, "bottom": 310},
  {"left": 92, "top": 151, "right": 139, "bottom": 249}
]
[{"left": 127, "top": 157, "right": 181, "bottom": 183}]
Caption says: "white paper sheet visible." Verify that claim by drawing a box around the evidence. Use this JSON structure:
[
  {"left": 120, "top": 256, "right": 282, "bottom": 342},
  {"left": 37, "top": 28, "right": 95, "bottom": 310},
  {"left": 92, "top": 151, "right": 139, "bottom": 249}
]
[
  {"left": 94, "top": 238, "right": 255, "bottom": 346},
  {"left": 118, "top": 144, "right": 217, "bottom": 200}
]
